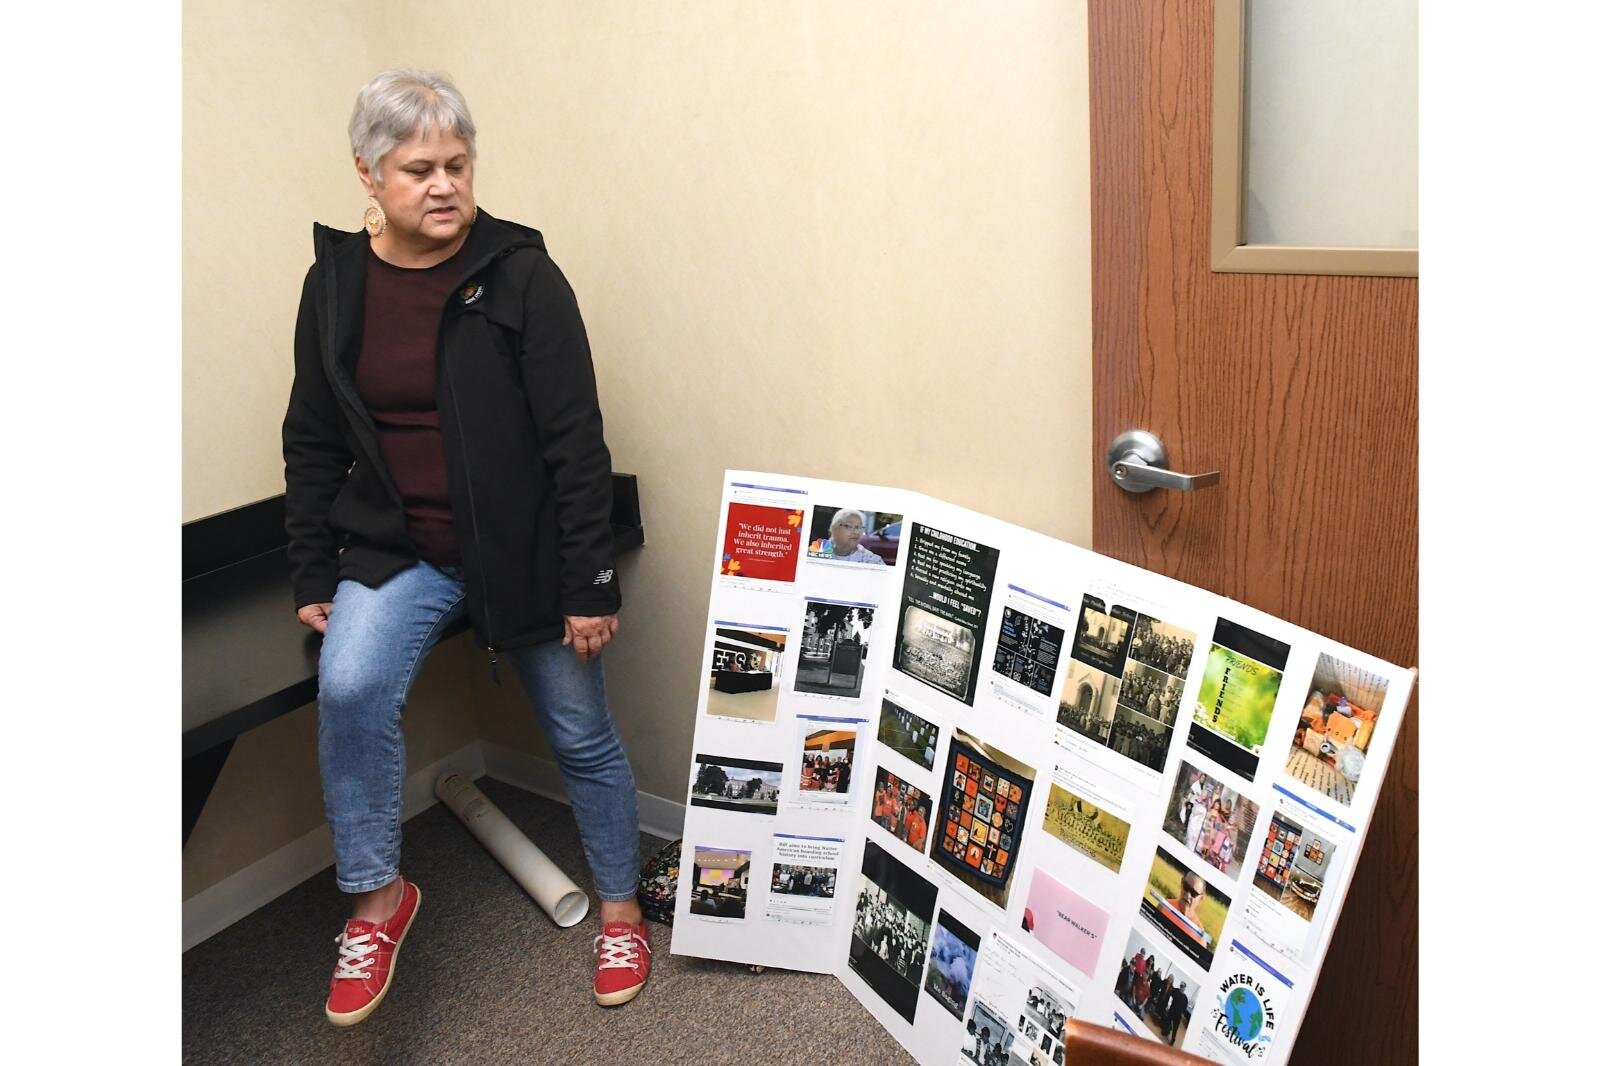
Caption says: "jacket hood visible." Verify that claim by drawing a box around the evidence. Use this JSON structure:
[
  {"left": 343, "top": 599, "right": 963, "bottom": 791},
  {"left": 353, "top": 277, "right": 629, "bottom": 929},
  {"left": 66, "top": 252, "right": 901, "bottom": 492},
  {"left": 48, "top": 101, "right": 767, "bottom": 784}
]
[{"left": 312, "top": 208, "right": 545, "bottom": 275}]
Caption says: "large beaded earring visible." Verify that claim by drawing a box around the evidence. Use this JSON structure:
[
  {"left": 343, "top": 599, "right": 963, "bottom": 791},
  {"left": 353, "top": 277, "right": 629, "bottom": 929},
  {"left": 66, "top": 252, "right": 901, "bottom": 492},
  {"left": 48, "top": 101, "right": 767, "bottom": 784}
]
[{"left": 363, "top": 196, "right": 387, "bottom": 238}]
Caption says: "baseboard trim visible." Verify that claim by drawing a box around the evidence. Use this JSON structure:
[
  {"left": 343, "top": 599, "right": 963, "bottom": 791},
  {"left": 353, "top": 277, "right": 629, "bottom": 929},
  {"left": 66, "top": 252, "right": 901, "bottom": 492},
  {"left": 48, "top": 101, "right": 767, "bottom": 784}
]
[
  {"left": 181, "top": 742, "right": 486, "bottom": 952},
  {"left": 479, "top": 740, "right": 686, "bottom": 843}
]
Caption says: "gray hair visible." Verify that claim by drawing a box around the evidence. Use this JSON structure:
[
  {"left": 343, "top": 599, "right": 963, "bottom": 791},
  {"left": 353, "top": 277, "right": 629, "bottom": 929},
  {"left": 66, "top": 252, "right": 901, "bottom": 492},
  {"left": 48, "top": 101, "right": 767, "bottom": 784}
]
[
  {"left": 348, "top": 68, "right": 477, "bottom": 184},
  {"left": 831, "top": 509, "right": 868, "bottom": 532}
]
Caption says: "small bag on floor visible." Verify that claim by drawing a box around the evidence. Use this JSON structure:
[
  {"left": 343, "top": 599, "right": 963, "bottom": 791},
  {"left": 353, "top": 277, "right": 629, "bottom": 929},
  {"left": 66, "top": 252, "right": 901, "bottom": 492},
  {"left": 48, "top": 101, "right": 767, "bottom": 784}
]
[{"left": 638, "top": 838, "right": 680, "bottom": 926}]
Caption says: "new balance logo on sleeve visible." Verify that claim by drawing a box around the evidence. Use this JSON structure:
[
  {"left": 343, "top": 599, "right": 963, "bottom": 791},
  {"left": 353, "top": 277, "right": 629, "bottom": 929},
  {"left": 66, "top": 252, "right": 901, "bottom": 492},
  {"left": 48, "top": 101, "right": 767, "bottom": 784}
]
[{"left": 593, "top": 569, "right": 614, "bottom": 585}]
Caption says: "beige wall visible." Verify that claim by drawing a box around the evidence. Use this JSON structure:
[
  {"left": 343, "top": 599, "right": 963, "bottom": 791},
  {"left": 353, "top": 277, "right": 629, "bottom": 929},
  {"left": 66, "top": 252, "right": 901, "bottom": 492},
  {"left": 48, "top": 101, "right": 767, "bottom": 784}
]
[
  {"left": 184, "top": 0, "right": 377, "bottom": 520},
  {"left": 184, "top": 1, "right": 1093, "bottom": 893}
]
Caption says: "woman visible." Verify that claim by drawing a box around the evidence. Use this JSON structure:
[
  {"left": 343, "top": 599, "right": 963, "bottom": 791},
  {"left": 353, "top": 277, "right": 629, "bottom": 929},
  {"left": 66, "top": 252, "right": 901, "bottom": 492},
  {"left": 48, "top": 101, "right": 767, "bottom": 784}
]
[
  {"left": 809, "top": 508, "right": 885, "bottom": 564},
  {"left": 282, "top": 68, "right": 648, "bottom": 1026}
]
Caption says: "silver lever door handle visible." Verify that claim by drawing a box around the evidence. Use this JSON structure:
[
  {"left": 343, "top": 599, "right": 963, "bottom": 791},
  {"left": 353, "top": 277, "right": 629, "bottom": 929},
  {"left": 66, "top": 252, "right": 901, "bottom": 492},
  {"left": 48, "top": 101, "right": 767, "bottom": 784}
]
[{"left": 1107, "top": 430, "right": 1220, "bottom": 494}]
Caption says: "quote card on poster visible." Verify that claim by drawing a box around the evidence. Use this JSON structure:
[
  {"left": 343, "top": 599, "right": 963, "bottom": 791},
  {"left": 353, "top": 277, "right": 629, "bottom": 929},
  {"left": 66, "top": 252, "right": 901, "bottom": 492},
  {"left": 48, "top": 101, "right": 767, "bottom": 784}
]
[
  {"left": 892, "top": 523, "right": 1000, "bottom": 706},
  {"left": 720, "top": 502, "right": 804, "bottom": 583}
]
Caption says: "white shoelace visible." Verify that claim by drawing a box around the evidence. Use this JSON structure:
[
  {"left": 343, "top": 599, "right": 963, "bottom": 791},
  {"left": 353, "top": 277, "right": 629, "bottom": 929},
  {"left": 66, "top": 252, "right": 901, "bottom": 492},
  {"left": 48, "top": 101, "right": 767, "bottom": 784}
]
[
  {"left": 333, "top": 929, "right": 394, "bottom": 980},
  {"left": 594, "top": 929, "right": 650, "bottom": 972}
]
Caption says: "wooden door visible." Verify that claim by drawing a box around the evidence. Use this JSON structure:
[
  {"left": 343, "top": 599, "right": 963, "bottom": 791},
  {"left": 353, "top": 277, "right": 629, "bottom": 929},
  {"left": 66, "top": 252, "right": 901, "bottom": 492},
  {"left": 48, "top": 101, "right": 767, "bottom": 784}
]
[{"left": 1088, "top": 3, "right": 1418, "bottom": 1064}]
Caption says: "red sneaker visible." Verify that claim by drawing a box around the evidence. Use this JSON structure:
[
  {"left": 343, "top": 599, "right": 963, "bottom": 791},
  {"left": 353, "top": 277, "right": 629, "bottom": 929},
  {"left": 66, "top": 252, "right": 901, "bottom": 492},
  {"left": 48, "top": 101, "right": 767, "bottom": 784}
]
[
  {"left": 324, "top": 878, "right": 422, "bottom": 1026},
  {"left": 593, "top": 920, "right": 651, "bottom": 1006}
]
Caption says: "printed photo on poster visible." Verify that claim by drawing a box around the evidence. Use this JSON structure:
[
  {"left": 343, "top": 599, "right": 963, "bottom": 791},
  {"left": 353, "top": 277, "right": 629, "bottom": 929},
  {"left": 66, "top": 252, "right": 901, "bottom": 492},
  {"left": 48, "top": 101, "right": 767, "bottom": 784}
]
[
  {"left": 1191, "top": 941, "right": 1287, "bottom": 1063},
  {"left": 1056, "top": 659, "right": 1119, "bottom": 747},
  {"left": 1059, "top": 603, "right": 1197, "bottom": 775},
  {"left": 964, "top": 931, "right": 1080, "bottom": 1066},
  {"left": 795, "top": 715, "right": 859, "bottom": 805},
  {"left": 1019, "top": 868, "right": 1110, "bottom": 979},
  {"left": 1070, "top": 595, "right": 1136, "bottom": 676},
  {"left": 765, "top": 834, "right": 844, "bottom": 926},
  {"left": 1161, "top": 761, "right": 1260, "bottom": 880},
  {"left": 932, "top": 730, "right": 1037, "bottom": 911},
  {"left": 1113, "top": 925, "right": 1202, "bottom": 1049},
  {"left": 923, "top": 908, "right": 981, "bottom": 1021},
  {"left": 689, "top": 754, "right": 783, "bottom": 816},
  {"left": 849, "top": 839, "right": 937, "bottom": 1024},
  {"left": 961, "top": 1000, "right": 1017, "bottom": 1065},
  {"left": 991, "top": 604, "right": 1066, "bottom": 698},
  {"left": 1252, "top": 813, "right": 1332, "bottom": 918},
  {"left": 1139, "top": 846, "right": 1233, "bottom": 971},
  {"left": 704, "top": 624, "right": 787, "bottom": 724},
  {"left": 871, "top": 765, "right": 932, "bottom": 855},
  {"left": 892, "top": 523, "right": 1000, "bottom": 705},
  {"left": 1019, "top": 984, "right": 1071, "bottom": 1059},
  {"left": 719, "top": 501, "right": 804, "bottom": 583},
  {"left": 687, "top": 846, "right": 752, "bottom": 921},
  {"left": 1128, "top": 614, "right": 1198, "bottom": 678},
  {"left": 1041, "top": 776, "right": 1132, "bottom": 874},
  {"left": 795, "top": 599, "right": 875, "bottom": 700},
  {"left": 1118, "top": 661, "right": 1184, "bottom": 727},
  {"left": 1286, "top": 652, "right": 1391, "bottom": 807},
  {"left": 807, "top": 504, "right": 902, "bottom": 566},
  {"left": 877, "top": 694, "right": 938, "bottom": 771},
  {"left": 1188, "top": 618, "right": 1291, "bottom": 782}
]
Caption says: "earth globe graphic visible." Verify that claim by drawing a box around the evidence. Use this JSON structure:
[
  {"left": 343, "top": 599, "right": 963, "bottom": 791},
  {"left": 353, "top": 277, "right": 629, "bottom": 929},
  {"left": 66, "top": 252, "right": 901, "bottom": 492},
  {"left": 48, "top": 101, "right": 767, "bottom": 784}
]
[{"left": 1224, "top": 986, "right": 1265, "bottom": 1041}]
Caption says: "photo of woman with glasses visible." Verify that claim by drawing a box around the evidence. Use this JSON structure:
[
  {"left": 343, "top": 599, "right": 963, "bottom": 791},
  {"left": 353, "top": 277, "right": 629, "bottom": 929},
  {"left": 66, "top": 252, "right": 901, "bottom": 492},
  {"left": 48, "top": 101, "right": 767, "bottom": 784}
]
[{"left": 807, "top": 506, "right": 898, "bottom": 565}]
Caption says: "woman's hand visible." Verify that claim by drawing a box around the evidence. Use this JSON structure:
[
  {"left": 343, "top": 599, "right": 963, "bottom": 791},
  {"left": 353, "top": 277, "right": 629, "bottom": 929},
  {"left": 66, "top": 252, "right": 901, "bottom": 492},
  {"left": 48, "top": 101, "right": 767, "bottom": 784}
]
[
  {"left": 564, "top": 613, "right": 619, "bottom": 662},
  {"left": 298, "top": 602, "right": 333, "bottom": 634}
]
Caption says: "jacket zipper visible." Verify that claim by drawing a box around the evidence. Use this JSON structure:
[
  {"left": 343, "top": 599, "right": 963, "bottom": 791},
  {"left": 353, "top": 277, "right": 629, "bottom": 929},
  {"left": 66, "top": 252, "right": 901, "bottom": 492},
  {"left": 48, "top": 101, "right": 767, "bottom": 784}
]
[
  {"left": 438, "top": 239, "right": 538, "bottom": 677},
  {"left": 317, "top": 229, "right": 409, "bottom": 518}
]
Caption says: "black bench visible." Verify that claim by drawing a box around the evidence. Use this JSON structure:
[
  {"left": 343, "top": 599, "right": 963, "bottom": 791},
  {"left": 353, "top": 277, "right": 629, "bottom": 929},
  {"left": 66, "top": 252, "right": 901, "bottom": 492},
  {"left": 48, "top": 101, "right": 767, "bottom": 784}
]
[{"left": 182, "top": 473, "right": 645, "bottom": 843}]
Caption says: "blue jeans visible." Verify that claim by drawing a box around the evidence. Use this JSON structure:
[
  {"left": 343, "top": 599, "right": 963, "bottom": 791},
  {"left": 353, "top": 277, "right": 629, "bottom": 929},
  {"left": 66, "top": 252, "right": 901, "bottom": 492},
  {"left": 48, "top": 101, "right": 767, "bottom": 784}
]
[{"left": 316, "top": 561, "right": 641, "bottom": 900}]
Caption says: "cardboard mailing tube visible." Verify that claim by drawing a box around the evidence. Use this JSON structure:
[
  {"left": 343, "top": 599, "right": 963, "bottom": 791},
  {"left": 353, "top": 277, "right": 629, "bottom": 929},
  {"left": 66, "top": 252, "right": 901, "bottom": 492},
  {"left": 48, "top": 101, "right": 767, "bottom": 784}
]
[{"left": 434, "top": 773, "right": 590, "bottom": 927}]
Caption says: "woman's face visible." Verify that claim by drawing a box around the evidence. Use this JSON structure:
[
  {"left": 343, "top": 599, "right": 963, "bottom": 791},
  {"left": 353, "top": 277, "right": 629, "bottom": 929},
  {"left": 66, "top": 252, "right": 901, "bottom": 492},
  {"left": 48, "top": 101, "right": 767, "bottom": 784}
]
[
  {"left": 358, "top": 126, "right": 476, "bottom": 248},
  {"left": 831, "top": 513, "right": 866, "bottom": 555}
]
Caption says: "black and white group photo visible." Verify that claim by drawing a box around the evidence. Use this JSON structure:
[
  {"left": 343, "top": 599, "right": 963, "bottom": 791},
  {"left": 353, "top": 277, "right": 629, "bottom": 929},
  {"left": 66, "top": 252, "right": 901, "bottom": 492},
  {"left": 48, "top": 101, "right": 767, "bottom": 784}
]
[
  {"left": 1020, "top": 984, "right": 1067, "bottom": 1048},
  {"left": 1105, "top": 705, "right": 1176, "bottom": 772},
  {"left": 1117, "top": 661, "right": 1184, "bottom": 726},
  {"left": 848, "top": 841, "right": 938, "bottom": 1024},
  {"left": 960, "top": 1001, "right": 1017, "bottom": 1066},
  {"left": 1128, "top": 615, "right": 1196, "bottom": 678}
]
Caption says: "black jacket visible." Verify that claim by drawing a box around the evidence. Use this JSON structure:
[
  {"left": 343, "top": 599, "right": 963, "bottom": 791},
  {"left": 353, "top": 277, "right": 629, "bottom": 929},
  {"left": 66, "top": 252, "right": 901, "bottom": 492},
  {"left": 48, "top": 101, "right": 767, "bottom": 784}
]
[{"left": 282, "top": 209, "right": 621, "bottom": 650}]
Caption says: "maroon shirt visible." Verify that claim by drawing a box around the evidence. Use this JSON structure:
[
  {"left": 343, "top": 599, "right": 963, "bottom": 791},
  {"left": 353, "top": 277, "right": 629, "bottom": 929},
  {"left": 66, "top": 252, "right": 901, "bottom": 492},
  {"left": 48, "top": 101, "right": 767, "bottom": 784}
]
[{"left": 354, "top": 247, "right": 463, "bottom": 566}]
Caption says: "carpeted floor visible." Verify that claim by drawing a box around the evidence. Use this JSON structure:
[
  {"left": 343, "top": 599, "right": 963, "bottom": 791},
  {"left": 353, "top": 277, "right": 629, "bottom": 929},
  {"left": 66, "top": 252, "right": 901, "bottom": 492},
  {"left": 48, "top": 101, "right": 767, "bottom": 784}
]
[{"left": 182, "top": 778, "right": 915, "bottom": 1065}]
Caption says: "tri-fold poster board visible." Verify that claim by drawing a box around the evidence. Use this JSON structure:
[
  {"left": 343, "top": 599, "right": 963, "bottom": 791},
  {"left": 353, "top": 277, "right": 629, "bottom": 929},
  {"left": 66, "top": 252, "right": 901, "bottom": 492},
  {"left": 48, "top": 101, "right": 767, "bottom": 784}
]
[{"left": 671, "top": 471, "right": 1414, "bottom": 1066}]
